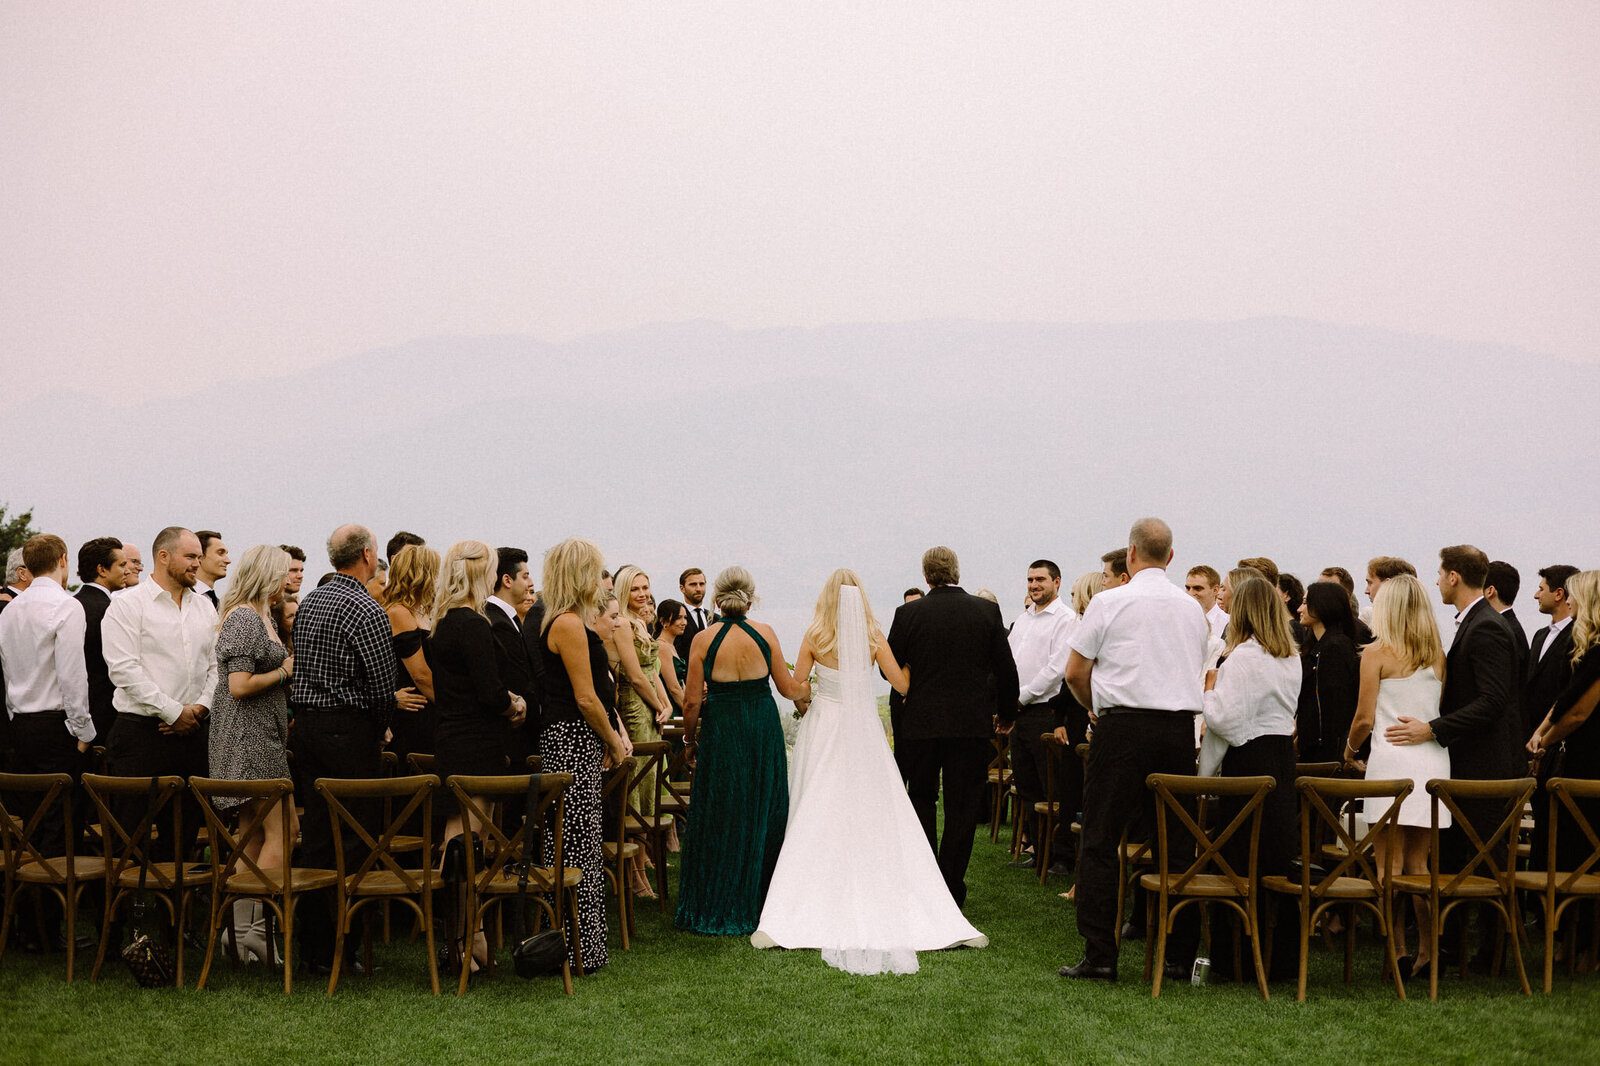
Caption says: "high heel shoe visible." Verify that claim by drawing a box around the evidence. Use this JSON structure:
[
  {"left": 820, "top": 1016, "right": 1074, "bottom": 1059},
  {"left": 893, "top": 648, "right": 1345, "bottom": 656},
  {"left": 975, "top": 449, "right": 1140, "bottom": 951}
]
[{"left": 234, "top": 900, "right": 282, "bottom": 966}]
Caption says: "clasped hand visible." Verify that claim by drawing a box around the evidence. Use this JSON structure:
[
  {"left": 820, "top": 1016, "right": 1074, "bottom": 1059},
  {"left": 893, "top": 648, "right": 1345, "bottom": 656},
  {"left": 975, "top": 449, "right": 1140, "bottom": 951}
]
[{"left": 1383, "top": 716, "right": 1433, "bottom": 746}]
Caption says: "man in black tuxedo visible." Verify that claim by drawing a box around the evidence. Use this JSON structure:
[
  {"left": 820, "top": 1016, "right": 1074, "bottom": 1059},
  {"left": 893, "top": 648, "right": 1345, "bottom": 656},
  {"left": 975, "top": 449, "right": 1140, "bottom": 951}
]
[
  {"left": 1486, "top": 559, "right": 1529, "bottom": 678},
  {"left": 489, "top": 548, "right": 540, "bottom": 763},
  {"left": 75, "top": 537, "right": 130, "bottom": 746},
  {"left": 887, "top": 547, "right": 1018, "bottom": 908},
  {"left": 886, "top": 587, "right": 923, "bottom": 785},
  {"left": 675, "top": 568, "right": 711, "bottom": 663},
  {"left": 1524, "top": 564, "right": 1580, "bottom": 864},
  {"left": 193, "top": 530, "right": 228, "bottom": 608}
]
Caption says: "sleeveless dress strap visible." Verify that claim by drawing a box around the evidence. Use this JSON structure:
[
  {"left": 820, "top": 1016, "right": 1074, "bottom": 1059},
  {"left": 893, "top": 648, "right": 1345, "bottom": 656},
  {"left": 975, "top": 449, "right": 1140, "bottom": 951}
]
[
  {"left": 730, "top": 619, "right": 772, "bottom": 678},
  {"left": 702, "top": 618, "right": 772, "bottom": 680},
  {"left": 704, "top": 619, "right": 733, "bottom": 679}
]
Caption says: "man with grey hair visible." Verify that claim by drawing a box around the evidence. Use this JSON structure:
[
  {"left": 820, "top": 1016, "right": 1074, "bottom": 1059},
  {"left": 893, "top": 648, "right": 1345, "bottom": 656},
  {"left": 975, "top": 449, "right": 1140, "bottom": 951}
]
[
  {"left": 119, "top": 542, "right": 144, "bottom": 587},
  {"left": 290, "top": 523, "right": 398, "bottom": 974},
  {"left": 1060, "top": 517, "right": 1208, "bottom": 981},
  {"left": 2, "top": 547, "right": 32, "bottom": 602}
]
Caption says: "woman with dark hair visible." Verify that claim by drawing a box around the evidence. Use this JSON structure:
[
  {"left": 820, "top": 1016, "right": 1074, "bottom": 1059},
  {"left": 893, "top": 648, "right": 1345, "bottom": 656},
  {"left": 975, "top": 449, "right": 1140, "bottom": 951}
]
[
  {"left": 1296, "top": 581, "right": 1361, "bottom": 763},
  {"left": 654, "top": 598, "right": 689, "bottom": 711}
]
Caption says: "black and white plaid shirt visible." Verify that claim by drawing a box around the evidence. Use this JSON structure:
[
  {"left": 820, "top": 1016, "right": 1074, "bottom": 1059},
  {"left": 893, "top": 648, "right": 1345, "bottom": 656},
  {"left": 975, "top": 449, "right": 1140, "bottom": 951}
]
[{"left": 290, "top": 573, "right": 397, "bottom": 723}]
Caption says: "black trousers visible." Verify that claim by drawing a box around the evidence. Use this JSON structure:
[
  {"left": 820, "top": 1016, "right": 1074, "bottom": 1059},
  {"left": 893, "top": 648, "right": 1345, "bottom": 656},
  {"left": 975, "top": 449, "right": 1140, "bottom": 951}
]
[
  {"left": 900, "top": 735, "right": 991, "bottom": 908},
  {"left": 7, "top": 711, "right": 88, "bottom": 859},
  {"left": 1212, "top": 734, "right": 1299, "bottom": 982},
  {"left": 106, "top": 713, "right": 208, "bottom": 864},
  {"left": 292, "top": 709, "right": 382, "bottom": 967},
  {"left": 1009, "top": 706, "right": 1074, "bottom": 861},
  {"left": 1076, "top": 711, "right": 1200, "bottom": 968}
]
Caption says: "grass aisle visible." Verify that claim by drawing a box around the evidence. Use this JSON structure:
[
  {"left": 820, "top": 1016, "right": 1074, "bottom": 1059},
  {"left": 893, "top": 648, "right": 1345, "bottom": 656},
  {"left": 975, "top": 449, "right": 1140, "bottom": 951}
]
[{"left": 4, "top": 808, "right": 1598, "bottom": 1066}]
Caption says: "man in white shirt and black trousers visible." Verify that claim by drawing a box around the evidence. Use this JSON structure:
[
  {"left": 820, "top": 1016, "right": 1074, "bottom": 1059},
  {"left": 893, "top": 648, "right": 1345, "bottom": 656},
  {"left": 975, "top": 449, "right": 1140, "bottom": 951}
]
[
  {"left": 1060, "top": 517, "right": 1207, "bottom": 981},
  {"left": 1006, "top": 559, "right": 1077, "bottom": 875}
]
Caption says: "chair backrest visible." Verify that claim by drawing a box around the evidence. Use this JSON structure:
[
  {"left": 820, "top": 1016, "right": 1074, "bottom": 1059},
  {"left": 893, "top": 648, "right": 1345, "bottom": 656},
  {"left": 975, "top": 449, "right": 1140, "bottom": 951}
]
[
  {"left": 0, "top": 772, "right": 76, "bottom": 869},
  {"left": 379, "top": 751, "right": 399, "bottom": 776},
  {"left": 1545, "top": 778, "right": 1600, "bottom": 891},
  {"left": 406, "top": 753, "right": 436, "bottom": 775},
  {"left": 1146, "top": 773, "right": 1276, "bottom": 896},
  {"left": 988, "top": 737, "right": 1009, "bottom": 776},
  {"left": 523, "top": 756, "right": 544, "bottom": 773},
  {"left": 601, "top": 756, "right": 636, "bottom": 846},
  {"left": 189, "top": 777, "right": 297, "bottom": 893},
  {"left": 447, "top": 773, "right": 574, "bottom": 895},
  {"left": 1292, "top": 776, "right": 1413, "bottom": 896},
  {"left": 314, "top": 775, "right": 438, "bottom": 893},
  {"left": 658, "top": 724, "right": 694, "bottom": 803},
  {"left": 1038, "top": 733, "right": 1066, "bottom": 803},
  {"left": 1294, "top": 761, "right": 1342, "bottom": 779},
  {"left": 80, "top": 774, "right": 186, "bottom": 890},
  {"left": 1425, "top": 777, "right": 1537, "bottom": 892},
  {"left": 626, "top": 741, "right": 671, "bottom": 828}
]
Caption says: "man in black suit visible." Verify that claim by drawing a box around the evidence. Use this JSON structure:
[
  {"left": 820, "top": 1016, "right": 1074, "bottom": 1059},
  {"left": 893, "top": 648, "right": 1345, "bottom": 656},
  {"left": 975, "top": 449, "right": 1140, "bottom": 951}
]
[
  {"left": 1524, "top": 564, "right": 1580, "bottom": 866},
  {"left": 1486, "top": 559, "right": 1529, "bottom": 677},
  {"left": 2, "top": 548, "right": 32, "bottom": 603},
  {"left": 887, "top": 546, "right": 1018, "bottom": 908},
  {"left": 489, "top": 548, "right": 540, "bottom": 763},
  {"left": 74, "top": 537, "right": 130, "bottom": 746},
  {"left": 886, "top": 588, "right": 922, "bottom": 785},
  {"left": 675, "top": 568, "right": 711, "bottom": 663},
  {"left": 193, "top": 530, "right": 228, "bottom": 608}
]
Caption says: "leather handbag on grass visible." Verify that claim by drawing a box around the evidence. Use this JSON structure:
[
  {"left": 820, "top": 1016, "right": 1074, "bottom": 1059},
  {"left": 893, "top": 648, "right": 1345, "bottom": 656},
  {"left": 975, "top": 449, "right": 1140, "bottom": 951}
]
[
  {"left": 122, "top": 778, "right": 174, "bottom": 988},
  {"left": 512, "top": 773, "right": 567, "bottom": 979}
]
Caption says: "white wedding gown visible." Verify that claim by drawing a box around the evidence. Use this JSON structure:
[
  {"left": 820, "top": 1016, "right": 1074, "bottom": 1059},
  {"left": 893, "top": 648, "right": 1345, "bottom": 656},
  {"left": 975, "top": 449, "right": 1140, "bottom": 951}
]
[{"left": 751, "top": 586, "right": 988, "bottom": 974}]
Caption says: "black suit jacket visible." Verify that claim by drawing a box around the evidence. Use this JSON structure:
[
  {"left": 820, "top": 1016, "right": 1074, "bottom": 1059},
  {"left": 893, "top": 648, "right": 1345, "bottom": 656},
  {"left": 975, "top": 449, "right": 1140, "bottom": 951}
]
[
  {"left": 675, "top": 603, "right": 713, "bottom": 663},
  {"left": 517, "top": 601, "right": 550, "bottom": 731},
  {"left": 886, "top": 585, "right": 1019, "bottom": 740},
  {"left": 1432, "top": 599, "right": 1521, "bottom": 780},
  {"left": 488, "top": 603, "right": 540, "bottom": 706},
  {"left": 75, "top": 583, "right": 117, "bottom": 742},
  {"left": 1524, "top": 623, "right": 1575, "bottom": 735}
]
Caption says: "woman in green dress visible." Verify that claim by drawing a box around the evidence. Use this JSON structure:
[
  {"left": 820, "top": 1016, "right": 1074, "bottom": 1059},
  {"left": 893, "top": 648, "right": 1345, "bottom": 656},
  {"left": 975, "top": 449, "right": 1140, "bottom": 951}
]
[
  {"left": 675, "top": 566, "right": 811, "bottom": 935},
  {"left": 609, "top": 565, "right": 673, "bottom": 897}
]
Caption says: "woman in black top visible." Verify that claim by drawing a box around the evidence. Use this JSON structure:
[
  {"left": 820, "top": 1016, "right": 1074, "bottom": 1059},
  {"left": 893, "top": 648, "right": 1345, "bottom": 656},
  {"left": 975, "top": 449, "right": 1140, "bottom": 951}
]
[
  {"left": 1296, "top": 581, "right": 1360, "bottom": 763},
  {"left": 380, "top": 545, "right": 440, "bottom": 766}
]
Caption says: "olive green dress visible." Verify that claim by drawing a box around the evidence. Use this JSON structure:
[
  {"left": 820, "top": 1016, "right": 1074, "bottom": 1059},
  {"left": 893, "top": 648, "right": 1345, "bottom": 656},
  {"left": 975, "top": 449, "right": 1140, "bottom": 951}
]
[{"left": 617, "top": 627, "right": 662, "bottom": 816}]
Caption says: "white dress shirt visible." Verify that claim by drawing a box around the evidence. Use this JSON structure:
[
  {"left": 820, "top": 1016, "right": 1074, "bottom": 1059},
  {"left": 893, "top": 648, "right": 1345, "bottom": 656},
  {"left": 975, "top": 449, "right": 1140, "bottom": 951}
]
[
  {"left": 487, "top": 595, "right": 520, "bottom": 628},
  {"left": 0, "top": 575, "right": 93, "bottom": 742},
  {"left": 1068, "top": 567, "right": 1209, "bottom": 714},
  {"left": 1206, "top": 603, "right": 1229, "bottom": 640},
  {"left": 1538, "top": 616, "right": 1573, "bottom": 661},
  {"left": 1201, "top": 637, "right": 1301, "bottom": 748},
  {"left": 101, "top": 579, "right": 218, "bottom": 724},
  {"left": 1009, "top": 596, "right": 1075, "bottom": 706}
]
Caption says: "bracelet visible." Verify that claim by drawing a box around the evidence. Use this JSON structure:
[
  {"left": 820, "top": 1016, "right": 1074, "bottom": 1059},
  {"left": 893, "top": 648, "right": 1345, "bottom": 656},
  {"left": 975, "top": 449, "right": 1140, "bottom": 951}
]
[{"left": 278, "top": 667, "right": 288, "bottom": 686}]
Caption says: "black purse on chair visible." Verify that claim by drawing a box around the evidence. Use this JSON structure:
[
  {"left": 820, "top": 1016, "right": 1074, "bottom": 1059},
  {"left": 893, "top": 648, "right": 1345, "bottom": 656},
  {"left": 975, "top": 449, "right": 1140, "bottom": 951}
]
[{"left": 511, "top": 774, "right": 567, "bottom": 979}]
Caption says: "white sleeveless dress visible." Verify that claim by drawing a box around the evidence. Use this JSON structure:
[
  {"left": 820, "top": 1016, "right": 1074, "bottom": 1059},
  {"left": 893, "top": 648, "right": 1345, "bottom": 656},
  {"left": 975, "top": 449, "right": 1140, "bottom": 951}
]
[
  {"left": 1363, "top": 666, "right": 1451, "bottom": 828},
  {"left": 751, "top": 605, "right": 988, "bottom": 974}
]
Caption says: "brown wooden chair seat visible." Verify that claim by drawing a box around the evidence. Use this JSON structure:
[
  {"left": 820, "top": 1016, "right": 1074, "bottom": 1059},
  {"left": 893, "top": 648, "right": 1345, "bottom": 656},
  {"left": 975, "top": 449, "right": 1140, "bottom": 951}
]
[
  {"left": 1138, "top": 773, "right": 1275, "bottom": 999},
  {"left": 191, "top": 777, "right": 328, "bottom": 994},
  {"left": 314, "top": 773, "right": 443, "bottom": 995},
  {"left": 626, "top": 741, "right": 674, "bottom": 913},
  {"left": 1262, "top": 776, "right": 1412, "bottom": 1001},
  {"left": 1390, "top": 776, "right": 1535, "bottom": 1000},
  {"left": 1513, "top": 778, "right": 1600, "bottom": 993},
  {"left": 0, "top": 773, "right": 106, "bottom": 982},
  {"left": 448, "top": 772, "right": 580, "bottom": 995}
]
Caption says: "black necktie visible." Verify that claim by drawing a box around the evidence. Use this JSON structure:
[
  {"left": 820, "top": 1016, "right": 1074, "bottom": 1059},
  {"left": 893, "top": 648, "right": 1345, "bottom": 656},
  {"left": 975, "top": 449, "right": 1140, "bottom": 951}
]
[
  {"left": 206, "top": 589, "right": 219, "bottom": 608},
  {"left": 696, "top": 607, "right": 705, "bottom": 627}
]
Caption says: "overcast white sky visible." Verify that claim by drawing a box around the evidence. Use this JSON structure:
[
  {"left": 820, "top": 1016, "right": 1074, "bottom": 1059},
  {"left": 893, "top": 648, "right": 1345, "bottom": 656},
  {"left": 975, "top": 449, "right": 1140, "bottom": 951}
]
[{"left": 3, "top": 2, "right": 1596, "bottom": 405}]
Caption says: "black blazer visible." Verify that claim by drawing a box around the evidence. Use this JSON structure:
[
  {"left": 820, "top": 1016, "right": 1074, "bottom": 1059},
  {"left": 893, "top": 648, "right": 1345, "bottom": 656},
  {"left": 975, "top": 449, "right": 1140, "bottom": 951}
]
[
  {"left": 675, "top": 603, "right": 714, "bottom": 663},
  {"left": 886, "top": 585, "right": 1019, "bottom": 740},
  {"left": 1295, "top": 629, "right": 1359, "bottom": 763},
  {"left": 488, "top": 603, "right": 538, "bottom": 704},
  {"left": 518, "top": 601, "right": 551, "bottom": 731},
  {"left": 430, "top": 607, "right": 511, "bottom": 723},
  {"left": 75, "top": 584, "right": 117, "bottom": 742},
  {"left": 1502, "top": 607, "right": 1530, "bottom": 689},
  {"left": 1431, "top": 599, "right": 1521, "bottom": 780},
  {"left": 1525, "top": 623, "right": 1576, "bottom": 734}
]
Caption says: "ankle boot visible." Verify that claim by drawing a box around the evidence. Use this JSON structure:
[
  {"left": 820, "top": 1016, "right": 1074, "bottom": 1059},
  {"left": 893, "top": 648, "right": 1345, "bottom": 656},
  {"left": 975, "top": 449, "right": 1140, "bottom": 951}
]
[{"left": 232, "top": 899, "right": 260, "bottom": 964}]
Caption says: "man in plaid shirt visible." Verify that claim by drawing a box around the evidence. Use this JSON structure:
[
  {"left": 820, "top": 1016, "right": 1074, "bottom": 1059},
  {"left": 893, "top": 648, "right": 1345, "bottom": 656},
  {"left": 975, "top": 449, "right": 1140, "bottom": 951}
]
[{"left": 290, "top": 523, "right": 397, "bottom": 973}]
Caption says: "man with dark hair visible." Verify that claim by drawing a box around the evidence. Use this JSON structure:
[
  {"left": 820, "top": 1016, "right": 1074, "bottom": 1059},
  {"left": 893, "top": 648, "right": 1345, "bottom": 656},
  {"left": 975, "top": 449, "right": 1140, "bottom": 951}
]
[
  {"left": 1062, "top": 517, "right": 1206, "bottom": 982},
  {"left": 1100, "top": 548, "right": 1129, "bottom": 588},
  {"left": 887, "top": 587, "right": 923, "bottom": 785},
  {"left": 386, "top": 531, "right": 424, "bottom": 563},
  {"left": 1485, "top": 561, "right": 1528, "bottom": 672},
  {"left": 1006, "top": 559, "right": 1075, "bottom": 875},
  {"left": 1318, "top": 567, "right": 1374, "bottom": 644},
  {"left": 280, "top": 545, "right": 307, "bottom": 594},
  {"left": 292, "top": 523, "right": 396, "bottom": 972},
  {"left": 888, "top": 546, "right": 1019, "bottom": 907},
  {"left": 490, "top": 547, "right": 540, "bottom": 761},
  {"left": 677, "top": 568, "right": 711, "bottom": 661},
  {"left": 1320, "top": 566, "right": 1355, "bottom": 593},
  {"left": 75, "top": 537, "right": 129, "bottom": 743},
  {"left": 1237, "top": 556, "right": 1280, "bottom": 588},
  {"left": 1526, "top": 565, "right": 1580, "bottom": 737},
  {"left": 193, "top": 530, "right": 228, "bottom": 607}
]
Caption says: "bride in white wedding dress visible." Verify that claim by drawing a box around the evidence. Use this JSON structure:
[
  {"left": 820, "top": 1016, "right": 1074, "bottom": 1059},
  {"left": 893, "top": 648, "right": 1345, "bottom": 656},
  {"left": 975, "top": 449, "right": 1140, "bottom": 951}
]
[{"left": 751, "top": 570, "right": 988, "bottom": 974}]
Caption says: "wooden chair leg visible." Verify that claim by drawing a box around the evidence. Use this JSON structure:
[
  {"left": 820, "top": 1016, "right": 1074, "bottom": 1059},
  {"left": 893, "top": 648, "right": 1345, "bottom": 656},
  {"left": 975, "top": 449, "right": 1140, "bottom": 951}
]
[
  {"left": 282, "top": 897, "right": 295, "bottom": 995},
  {"left": 1345, "top": 904, "right": 1356, "bottom": 984},
  {"left": 424, "top": 887, "right": 440, "bottom": 996},
  {"left": 1297, "top": 901, "right": 1311, "bottom": 1002},
  {"left": 328, "top": 904, "right": 345, "bottom": 996},
  {"left": 1507, "top": 899, "right": 1532, "bottom": 995},
  {"left": 1150, "top": 897, "right": 1167, "bottom": 998},
  {"left": 1429, "top": 900, "right": 1441, "bottom": 1002},
  {"left": 197, "top": 891, "right": 222, "bottom": 990},
  {"left": 1248, "top": 904, "right": 1270, "bottom": 1001},
  {"left": 91, "top": 888, "right": 115, "bottom": 982}
]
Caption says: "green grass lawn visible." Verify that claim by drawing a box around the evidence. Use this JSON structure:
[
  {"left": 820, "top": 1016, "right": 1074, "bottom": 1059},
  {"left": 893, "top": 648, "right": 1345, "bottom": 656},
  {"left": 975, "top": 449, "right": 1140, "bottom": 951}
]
[{"left": 4, "top": 812, "right": 1599, "bottom": 1066}]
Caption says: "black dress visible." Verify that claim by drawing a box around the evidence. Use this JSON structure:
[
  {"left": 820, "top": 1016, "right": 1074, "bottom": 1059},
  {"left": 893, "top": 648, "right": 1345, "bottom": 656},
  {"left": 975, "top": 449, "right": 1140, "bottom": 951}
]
[
  {"left": 431, "top": 607, "right": 512, "bottom": 784},
  {"left": 1295, "top": 630, "right": 1359, "bottom": 763},
  {"left": 387, "top": 625, "right": 439, "bottom": 767},
  {"left": 1551, "top": 649, "right": 1600, "bottom": 865}
]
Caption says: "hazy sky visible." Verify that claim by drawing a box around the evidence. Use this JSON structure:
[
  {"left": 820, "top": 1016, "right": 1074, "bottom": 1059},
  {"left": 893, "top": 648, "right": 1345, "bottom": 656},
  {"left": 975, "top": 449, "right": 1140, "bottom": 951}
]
[{"left": 4, "top": 2, "right": 1597, "bottom": 405}]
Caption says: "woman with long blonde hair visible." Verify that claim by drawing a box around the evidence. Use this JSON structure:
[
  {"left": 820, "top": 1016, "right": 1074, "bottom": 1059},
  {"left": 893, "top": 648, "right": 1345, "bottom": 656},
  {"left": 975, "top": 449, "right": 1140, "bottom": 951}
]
[
  {"left": 208, "top": 544, "right": 297, "bottom": 964},
  {"left": 1343, "top": 573, "right": 1449, "bottom": 979},
  {"left": 608, "top": 565, "right": 672, "bottom": 896},
  {"left": 752, "top": 568, "right": 986, "bottom": 972},
  {"left": 380, "top": 544, "right": 440, "bottom": 764}
]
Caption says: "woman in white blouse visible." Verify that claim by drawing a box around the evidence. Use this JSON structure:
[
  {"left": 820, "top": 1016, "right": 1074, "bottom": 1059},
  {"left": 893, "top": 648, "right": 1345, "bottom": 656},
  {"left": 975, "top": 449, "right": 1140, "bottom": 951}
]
[{"left": 1200, "top": 575, "right": 1302, "bottom": 981}]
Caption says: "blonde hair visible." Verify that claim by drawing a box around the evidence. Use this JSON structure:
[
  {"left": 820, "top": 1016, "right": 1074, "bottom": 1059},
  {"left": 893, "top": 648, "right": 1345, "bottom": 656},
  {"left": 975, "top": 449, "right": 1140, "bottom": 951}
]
[
  {"left": 541, "top": 538, "right": 606, "bottom": 635},
  {"left": 217, "top": 545, "right": 290, "bottom": 632},
  {"left": 712, "top": 566, "right": 758, "bottom": 616},
  {"left": 381, "top": 544, "right": 440, "bottom": 622},
  {"left": 1223, "top": 576, "right": 1297, "bottom": 658},
  {"left": 433, "top": 541, "right": 497, "bottom": 622},
  {"left": 1371, "top": 574, "right": 1443, "bottom": 673},
  {"left": 802, "top": 569, "right": 885, "bottom": 659},
  {"left": 613, "top": 564, "right": 653, "bottom": 644},
  {"left": 1071, "top": 571, "right": 1104, "bottom": 616},
  {"left": 1567, "top": 570, "right": 1600, "bottom": 666}
]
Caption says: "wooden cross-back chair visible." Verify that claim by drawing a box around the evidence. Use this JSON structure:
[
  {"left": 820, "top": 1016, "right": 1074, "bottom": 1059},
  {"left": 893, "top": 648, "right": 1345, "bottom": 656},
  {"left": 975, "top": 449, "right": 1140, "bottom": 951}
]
[
  {"left": 1031, "top": 733, "right": 1068, "bottom": 886},
  {"left": 1140, "top": 773, "right": 1276, "bottom": 1000},
  {"left": 314, "top": 773, "right": 443, "bottom": 995},
  {"left": 987, "top": 737, "right": 1013, "bottom": 843},
  {"left": 448, "top": 772, "right": 581, "bottom": 996},
  {"left": 625, "top": 741, "right": 673, "bottom": 912},
  {"left": 191, "top": 777, "right": 335, "bottom": 994},
  {"left": 81, "top": 774, "right": 210, "bottom": 986},
  {"left": 1262, "top": 776, "right": 1413, "bottom": 1001},
  {"left": 600, "top": 756, "right": 641, "bottom": 947},
  {"left": 658, "top": 722, "right": 693, "bottom": 823},
  {"left": 0, "top": 772, "right": 106, "bottom": 982},
  {"left": 1514, "top": 778, "right": 1600, "bottom": 993},
  {"left": 1392, "top": 777, "right": 1536, "bottom": 1001},
  {"left": 406, "top": 753, "right": 436, "bottom": 776}
]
